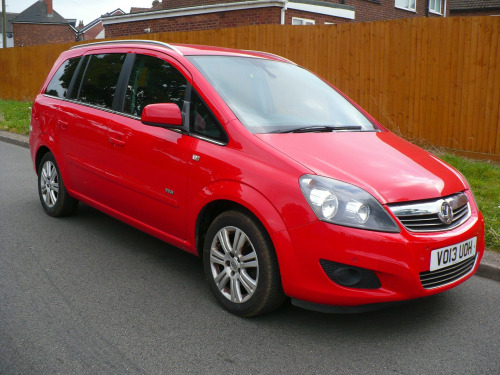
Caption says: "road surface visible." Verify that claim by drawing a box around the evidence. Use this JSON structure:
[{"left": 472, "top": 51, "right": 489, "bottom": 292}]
[{"left": 1, "top": 141, "right": 499, "bottom": 374}]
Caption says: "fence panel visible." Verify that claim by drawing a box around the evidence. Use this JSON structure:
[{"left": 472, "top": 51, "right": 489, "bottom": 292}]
[{"left": 0, "top": 17, "right": 498, "bottom": 159}]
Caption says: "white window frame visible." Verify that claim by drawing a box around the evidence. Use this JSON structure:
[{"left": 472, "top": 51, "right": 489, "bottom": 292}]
[
  {"left": 292, "top": 17, "right": 315, "bottom": 25},
  {"left": 395, "top": 0, "right": 416, "bottom": 12},
  {"left": 429, "top": 0, "right": 442, "bottom": 14}
]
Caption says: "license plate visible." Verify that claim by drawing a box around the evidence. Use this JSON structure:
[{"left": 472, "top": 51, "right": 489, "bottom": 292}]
[{"left": 430, "top": 237, "right": 477, "bottom": 272}]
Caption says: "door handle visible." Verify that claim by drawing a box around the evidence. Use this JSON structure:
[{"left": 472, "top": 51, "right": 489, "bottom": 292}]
[
  {"left": 58, "top": 120, "right": 68, "bottom": 130},
  {"left": 109, "top": 137, "right": 126, "bottom": 147}
]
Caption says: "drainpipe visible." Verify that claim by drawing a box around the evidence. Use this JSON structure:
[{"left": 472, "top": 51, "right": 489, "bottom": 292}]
[
  {"left": 281, "top": 1, "right": 287, "bottom": 25},
  {"left": 426, "top": 0, "right": 430, "bottom": 16},
  {"left": 443, "top": 0, "right": 447, "bottom": 17}
]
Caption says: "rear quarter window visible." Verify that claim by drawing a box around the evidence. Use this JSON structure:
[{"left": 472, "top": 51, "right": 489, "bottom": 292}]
[{"left": 45, "top": 57, "right": 82, "bottom": 99}]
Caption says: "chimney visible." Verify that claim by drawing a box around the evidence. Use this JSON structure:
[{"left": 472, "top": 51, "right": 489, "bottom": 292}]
[{"left": 43, "top": 0, "right": 53, "bottom": 16}]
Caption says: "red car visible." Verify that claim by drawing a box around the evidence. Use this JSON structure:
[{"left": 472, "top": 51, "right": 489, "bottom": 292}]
[{"left": 29, "top": 41, "right": 484, "bottom": 316}]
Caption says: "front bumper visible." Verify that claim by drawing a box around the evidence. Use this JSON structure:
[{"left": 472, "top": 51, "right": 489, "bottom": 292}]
[{"left": 275, "top": 209, "right": 485, "bottom": 307}]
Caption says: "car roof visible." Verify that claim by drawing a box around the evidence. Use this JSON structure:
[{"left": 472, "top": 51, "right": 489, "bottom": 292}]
[{"left": 70, "top": 39, "right": 294, "bottom": 64}]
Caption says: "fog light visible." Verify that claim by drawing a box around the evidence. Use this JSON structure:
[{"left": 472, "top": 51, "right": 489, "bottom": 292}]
[
  {"left": 332, "top": 267, "right": 362, "bottom": 286},
  {"left": 319, "top": 259, "right": 382, "bottom": 289}
]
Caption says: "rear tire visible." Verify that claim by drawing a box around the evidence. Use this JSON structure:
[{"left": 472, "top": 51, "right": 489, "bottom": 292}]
[
  {"left": 38, "top": 152, "right": 78, "bottom": 217},
  {"left": 203, "top": 210, "right": 285, "bottom": 317}
]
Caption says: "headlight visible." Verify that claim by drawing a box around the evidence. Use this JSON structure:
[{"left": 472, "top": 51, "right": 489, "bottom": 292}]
[{"left": 299, "top": 175, "right": 400, "bottom": 233}]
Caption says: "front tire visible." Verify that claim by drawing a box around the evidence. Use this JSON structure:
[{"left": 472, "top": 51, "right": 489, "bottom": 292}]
[
  {"left": 203, "top": 210, "right": 285, "bottom": 317},
  {"left": 38, "top": 152, "right": 78, "bottom": 217}
]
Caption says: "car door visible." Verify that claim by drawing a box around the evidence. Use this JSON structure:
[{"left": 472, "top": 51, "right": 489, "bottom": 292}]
[
  {"left": 57, "top": 52, "right": 127, "bottom": 204},
  {"left": 103, "top": 52, "right": 194, "bottom": 242}
]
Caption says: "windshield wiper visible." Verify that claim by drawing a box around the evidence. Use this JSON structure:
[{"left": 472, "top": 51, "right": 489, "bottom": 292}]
[{"left": 276, "top": 125, "right": 363, "bottom": 134}]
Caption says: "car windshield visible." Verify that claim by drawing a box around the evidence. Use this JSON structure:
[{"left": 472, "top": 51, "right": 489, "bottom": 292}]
[{"left": 187, "top": 56, "right": 378, "bottom": 134}]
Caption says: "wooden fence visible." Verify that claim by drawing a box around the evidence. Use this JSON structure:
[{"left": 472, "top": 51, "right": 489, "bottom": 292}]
[{"left": 0, "top": 17, "right": 499, "bottom": 160}]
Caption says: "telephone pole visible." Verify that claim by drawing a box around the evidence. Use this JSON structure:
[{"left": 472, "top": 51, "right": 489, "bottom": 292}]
[{"left": 2, "top": 0, "right": 6, "bottom": 49}]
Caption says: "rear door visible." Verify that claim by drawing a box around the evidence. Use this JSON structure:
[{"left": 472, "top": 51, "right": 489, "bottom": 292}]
[{"left": 57, "top": 52, "right": 127, "bottom": 204}]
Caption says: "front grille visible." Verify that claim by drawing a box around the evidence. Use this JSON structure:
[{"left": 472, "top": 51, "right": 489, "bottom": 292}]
[
  {"left": 397, "top": 203, "right": 469, "bottom": 231},
  {"left": 388, "top": 193, "right": 470, "bottom": 232},
  {"left": 419, "top": 255, "right": 476, "bottom": 289}
]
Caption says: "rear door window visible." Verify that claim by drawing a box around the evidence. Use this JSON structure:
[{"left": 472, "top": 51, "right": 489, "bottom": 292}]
[
  {"left": 123, "top": 54, "right": 187, "bottom": 117},
  {"left": 78, "top": 53, "right": 126, "bottom": 109},
  {"left": 45, "top": 57, "right": 82, "bottom": 99}
]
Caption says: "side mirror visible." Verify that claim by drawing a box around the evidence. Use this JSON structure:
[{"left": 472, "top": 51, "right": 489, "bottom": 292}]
[{"left": 141, "top": 103, "right": 183, "bottom": 128}]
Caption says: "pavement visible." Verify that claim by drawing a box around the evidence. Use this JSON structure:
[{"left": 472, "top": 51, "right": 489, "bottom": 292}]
[{"left": 2, "top": 129, "right": 499, "bottom": 283}]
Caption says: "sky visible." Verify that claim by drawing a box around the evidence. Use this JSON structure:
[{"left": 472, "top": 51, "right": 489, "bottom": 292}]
[{"left": 4, "top": 0, "right": 156, "bottom": 25}]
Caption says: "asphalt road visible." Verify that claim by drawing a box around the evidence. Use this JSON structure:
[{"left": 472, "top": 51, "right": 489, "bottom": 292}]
[{"left": 1, "top": 141, "right": 500, "bottom": 375}]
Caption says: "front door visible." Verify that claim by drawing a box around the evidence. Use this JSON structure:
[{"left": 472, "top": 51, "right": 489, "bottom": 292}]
[{"left": 103, "top": 52, "right": 194, "bottom": 242}]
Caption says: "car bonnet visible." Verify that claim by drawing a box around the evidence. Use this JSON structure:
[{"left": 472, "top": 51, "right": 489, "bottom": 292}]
[{"left": 255, "top": 131, "right": 468, "bottom": 204}]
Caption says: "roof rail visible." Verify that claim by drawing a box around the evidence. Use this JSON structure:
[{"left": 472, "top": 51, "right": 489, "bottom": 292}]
[
  {"left": 70, "top": 39, "right": 183, "bottom": 55},
  {"left": 243, "top": 49, "right": 295, "bottom": 64}
]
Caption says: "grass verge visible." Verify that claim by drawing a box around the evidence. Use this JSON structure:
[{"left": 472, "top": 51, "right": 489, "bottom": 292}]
[
  {"left": 0, "top": 99, "right": 32, "bottom": 135},
  {"left": 435, "top": 152, "right": 500, "bottom": 253},
  {"left": 0, "top": 99, "right": 499, "bottom": 252}
]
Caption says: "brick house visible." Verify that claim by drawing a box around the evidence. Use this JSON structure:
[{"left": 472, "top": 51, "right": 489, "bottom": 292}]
[
  {"left": 449, "top": 0, "right": 500, "bottom": 17},
  {"left": 11, "top": 0, "right": 77, "bottom": 47},
  {"left": 103, "top": 0, "right": 450, "bottom": 37},
  {"left": 78, "top": 9, "right": 125, "bottom": 41}
]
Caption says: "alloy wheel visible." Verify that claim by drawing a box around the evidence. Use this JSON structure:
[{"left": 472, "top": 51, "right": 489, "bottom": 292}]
[
  {"left": 40, "top": 160, "right": 59, "bottom": 208},
  {"left": 209, "top": 226, "right": 259, "bottom": 303}
]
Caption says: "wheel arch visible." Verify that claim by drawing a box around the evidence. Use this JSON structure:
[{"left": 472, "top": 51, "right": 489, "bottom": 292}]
[
  {"left": 196, "top": 200, "right": 260, "bottom": 257},
  {"left": 193, "top": 182, "right": 287, "bottom": 258},
  {"left": 35, "top": 145, "right": 51, "bottom": 174}
]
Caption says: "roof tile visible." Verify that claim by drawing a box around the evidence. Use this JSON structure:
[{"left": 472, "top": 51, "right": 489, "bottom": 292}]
[
  {"left": 0, "top": 12, "right": 18, "bottom": 33},
  {"left": 11, "top": 1, "right": 71, "bottom": 24},
  {"left": 449, "top": 0, "right": 500, "bottom": 11}
]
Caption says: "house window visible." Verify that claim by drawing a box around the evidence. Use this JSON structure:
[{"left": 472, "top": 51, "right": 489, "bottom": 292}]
[
  {"left": 395, "top": 0, "right": 416, "bottom": 11},
  {"left": 292, "top": 17, "right": 315, "bottom": 25},
  {"left": 429, "top": 0, "right": 441, "bottom": 14}
]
